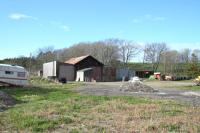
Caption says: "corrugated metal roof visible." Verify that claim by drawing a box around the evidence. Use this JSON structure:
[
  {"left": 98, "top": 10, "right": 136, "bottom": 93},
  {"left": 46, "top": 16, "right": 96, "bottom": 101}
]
[{"left": 65, "top": 55, "right": 90, "bottom": 65}]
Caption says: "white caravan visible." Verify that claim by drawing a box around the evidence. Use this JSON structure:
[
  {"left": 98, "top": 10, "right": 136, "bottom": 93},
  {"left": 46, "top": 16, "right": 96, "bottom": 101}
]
[{"left": 0, "top": 64, "right": 29, "bottom": 86}]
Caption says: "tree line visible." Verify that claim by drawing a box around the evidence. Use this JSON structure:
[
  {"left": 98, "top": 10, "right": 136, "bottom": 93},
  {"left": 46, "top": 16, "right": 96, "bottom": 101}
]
[{"left": 1, "top": 39, "right": 200, "bottom": 77}]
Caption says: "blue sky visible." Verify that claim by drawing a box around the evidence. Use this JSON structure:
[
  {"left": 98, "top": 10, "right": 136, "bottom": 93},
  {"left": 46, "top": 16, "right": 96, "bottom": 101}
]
[{"left": 0, "top": 0, "right": 200, "bottom": 59}]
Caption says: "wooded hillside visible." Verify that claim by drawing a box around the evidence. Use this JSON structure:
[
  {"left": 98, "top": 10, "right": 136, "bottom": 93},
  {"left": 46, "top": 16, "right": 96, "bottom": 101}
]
[{"left": 1, "top": 39, "right": 200, "bottom": 76}]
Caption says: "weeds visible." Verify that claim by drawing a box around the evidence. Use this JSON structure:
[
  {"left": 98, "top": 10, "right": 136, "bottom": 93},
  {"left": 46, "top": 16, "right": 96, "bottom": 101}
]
[{"left": 0, "top": 78, "right": 200, "bottom": 132}]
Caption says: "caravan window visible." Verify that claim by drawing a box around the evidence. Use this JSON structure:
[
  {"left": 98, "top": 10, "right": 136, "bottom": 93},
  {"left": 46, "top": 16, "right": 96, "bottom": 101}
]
[
  {"left": 5, "top": 71, "right": 14, "bottom": 75},
  {"left": 18, "top": 72, "right": 26, "bottom": 77}
]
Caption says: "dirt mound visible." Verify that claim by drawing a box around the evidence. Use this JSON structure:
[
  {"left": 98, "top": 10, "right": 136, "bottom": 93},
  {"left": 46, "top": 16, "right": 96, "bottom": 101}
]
[
  {"left": 0, "top": 91, "right": 17, "bottom": 111},
  {"left": 120, "top": 82, "right": 158, "bottom": 93}
]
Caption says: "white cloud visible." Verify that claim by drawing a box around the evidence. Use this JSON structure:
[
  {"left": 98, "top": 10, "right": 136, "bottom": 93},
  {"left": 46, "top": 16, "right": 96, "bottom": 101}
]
[
  {"left": 132, "top": 14, "right": 166, "bottom": 23},
  {"left": 9, "top": 14, "right": 70, "bottom": 32},
  {"left": 9, "top": 13, "right": 38, "bottom": 20},
  {"left": 153, "top": 17, "right": 166, "bottom": 21},
  {"left": 50, "top": 21, "right": 70, "bottom": 32},
  {"left": 144, "top": 14, "right": 152, "bottom": 19},
  {"left": 61, "top": 25, "right": 70, "bottom": 31},
  {"left": 50, "top": 21, "right": 61, "bottom": 25},
  {"left": 132, "top": 19, "right": 141, "bottom": 23}
]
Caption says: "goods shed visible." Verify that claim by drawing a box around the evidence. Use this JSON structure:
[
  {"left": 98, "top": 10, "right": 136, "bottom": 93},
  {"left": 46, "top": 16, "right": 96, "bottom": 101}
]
[{"left": 65, "top": 55, "right": 104, "bottom": 82}]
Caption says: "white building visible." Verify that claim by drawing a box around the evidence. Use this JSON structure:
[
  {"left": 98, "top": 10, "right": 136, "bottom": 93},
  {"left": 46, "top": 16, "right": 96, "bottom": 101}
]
[{"left": 43, "top": 61, "right": 74, "bottom": 82}]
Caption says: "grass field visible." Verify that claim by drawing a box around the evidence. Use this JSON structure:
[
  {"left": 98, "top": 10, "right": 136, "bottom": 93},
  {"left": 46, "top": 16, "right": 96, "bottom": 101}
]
[
  {"left": 178, "top": 85, "right": 200, "bottom": 91},
  {"left": 145, "top": 80, "right": 200, "bottom": 91},
  {"left": 0, "top": 77, "right": 200, "bottom": 132}
]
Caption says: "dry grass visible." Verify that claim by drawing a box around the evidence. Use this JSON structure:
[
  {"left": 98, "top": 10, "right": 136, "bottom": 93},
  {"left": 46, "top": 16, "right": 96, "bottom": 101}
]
[
  {"left": 63, "top": 99, "right": 200, "bottom": 133},
  {"left": 145, "top": 80, "right": 186, "bottom": 88},
  {"left": 1, "top": 78, "right": 200, "bottom": 132}
]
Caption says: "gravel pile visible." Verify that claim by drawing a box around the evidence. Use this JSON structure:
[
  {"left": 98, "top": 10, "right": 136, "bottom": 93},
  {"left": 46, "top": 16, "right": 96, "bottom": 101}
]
[
  {"left": 0, "top": 91, "right": 16, "bottom": 111},
  {"left": 120, "top": 82, "right": 158, "bottom": 93}
]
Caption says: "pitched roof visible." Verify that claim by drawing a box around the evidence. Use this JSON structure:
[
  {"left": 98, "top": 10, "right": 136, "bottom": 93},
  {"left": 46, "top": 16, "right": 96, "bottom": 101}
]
[{"left": 65, "top": 55, "right": 90, "bottom": 65}]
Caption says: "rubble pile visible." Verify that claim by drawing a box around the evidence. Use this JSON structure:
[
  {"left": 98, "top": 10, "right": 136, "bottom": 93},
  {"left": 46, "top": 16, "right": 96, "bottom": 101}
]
[
  {"left": 120, "top": 77, "right": 158, "bottom": 93},
  {"left": 0, "top": 91, "right": 16, "bottom": 111}
]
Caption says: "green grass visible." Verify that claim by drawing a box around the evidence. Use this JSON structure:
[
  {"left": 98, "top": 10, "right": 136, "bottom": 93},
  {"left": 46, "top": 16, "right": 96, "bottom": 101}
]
[
  {"left": 0, "top": 79, "right": 152, "bottom": 132},
  {"left": 0, "top": 76, "right": 200, "bottom": 132},
  {"left": 145, "top": 80, "right": 200, "bottom": 91},
  {"left": 161, "top": 123, "right": 181, "bottom": 132},
  {"left": 180, "top": 85, "right": 200, "bottom": 91},
  {"left": 176, "top": 85, "right": 200, "bottom": 91},
  {"left": 0, "top": 77, "right": 82, "bottom": 132}
]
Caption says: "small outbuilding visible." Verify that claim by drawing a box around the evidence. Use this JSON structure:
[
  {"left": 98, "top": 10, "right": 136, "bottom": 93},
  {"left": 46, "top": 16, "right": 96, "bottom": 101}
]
[
  {"left": 65, "top": 55, "right": 104, "bottom": 82},
  {"left": 43, "top": 61, "right": 74, "bottom": 82},
  {"left": 135, "top": 70, "right": 154, "bottom": 78},
  {"left": 116, "top": 68, "right": 135, "bottom": 81}
]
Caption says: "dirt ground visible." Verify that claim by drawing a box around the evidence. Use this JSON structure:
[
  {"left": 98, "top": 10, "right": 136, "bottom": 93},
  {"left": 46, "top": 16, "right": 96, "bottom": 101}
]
[{"left": 75, "top": 81, "right": 200, "bottom": 106}]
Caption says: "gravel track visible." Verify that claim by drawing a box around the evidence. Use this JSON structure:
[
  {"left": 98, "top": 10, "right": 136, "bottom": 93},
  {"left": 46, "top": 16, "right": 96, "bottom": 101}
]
[{"left": 75, "top": 81, "right": 200, "bottom": 106}]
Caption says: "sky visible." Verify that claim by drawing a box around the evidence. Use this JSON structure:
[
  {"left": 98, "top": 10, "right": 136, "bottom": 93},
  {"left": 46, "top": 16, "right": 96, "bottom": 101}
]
[{"left": 0, "top": 0, "right": 200, "bottom": 59}]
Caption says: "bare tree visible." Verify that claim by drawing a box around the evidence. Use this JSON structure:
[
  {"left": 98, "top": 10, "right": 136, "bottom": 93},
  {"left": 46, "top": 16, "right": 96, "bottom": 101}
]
[
  {"left": 144, "top": 42, "right": 168, "bottom": 72},
  {"left": 193, "top": 49, "right": 200, "bottom": 62},
  {"left": 161, "top": 50, "right": 180, "bottom": 75},
  {"left": 59, "top": 39, "right": 119, "bottom": 65},
  {"left": 36, "top": 46, "right": 56, "bottom": 63},
  {"left": 100, "top": 39, "right": 119, "bottom": 65},
  {"left": 117, "top": 39, "right": 140, "bottom": 64},
  {"left": 179, "top": 48, "right": 191, "bottom": 63},
  {"left": 85, "top": 40, "right": 119, "bottom": 65}
]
